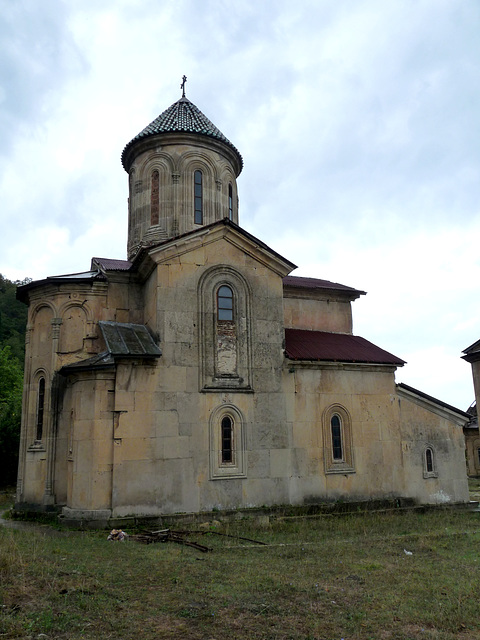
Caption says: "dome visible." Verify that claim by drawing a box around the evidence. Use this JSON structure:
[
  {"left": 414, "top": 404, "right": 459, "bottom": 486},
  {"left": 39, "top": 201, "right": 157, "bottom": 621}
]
[{"left": 121, "top": 97, "right": 243, "bottom": 173}]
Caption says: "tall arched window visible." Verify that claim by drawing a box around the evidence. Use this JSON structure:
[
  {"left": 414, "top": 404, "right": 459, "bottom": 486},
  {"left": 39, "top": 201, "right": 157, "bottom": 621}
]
[
  {"left": 331, "top": 414, "right": 343, "bottom": 461},
  {"left": 209, "top": 404, "right": 246, "bottom": 479},
  {"left": 221, "top": 416, "right": 233, "bottom": 464},
  {"left": 322, "top": 404, "right": 354, "bottom": 474},
  {"left": 228, "top": 183, "right": 233, "bottom": 220},
  {"left": 36, "top": 377, "right": 46, "bottom": 441},
  {"left": 194, "top": 170, "right": 203, "bottom": 224},
  {"left": 423, "top": 446, "right": 437, "bottom": 478},
  {"left": 151, "top": 170, "right": 159, "bottom": 225},
  {"left": 425, "top": 448, "right": 433, "bottom": 473},
  {"left": 217, "top": 285, "right": 233, "bottom": 321}
]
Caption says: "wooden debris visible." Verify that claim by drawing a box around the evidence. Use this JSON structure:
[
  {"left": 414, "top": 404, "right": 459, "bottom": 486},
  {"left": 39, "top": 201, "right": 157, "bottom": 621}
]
[
  {"left": 130, "top": 529, "right": 212, "bottom": 552},
  {"left": 129, "top": 528, "right": 267, "bottom": 552}
]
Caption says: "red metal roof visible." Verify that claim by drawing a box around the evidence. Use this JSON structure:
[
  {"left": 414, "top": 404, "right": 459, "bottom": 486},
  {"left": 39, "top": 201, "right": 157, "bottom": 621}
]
[
  {"left": 285, "top": 329, "right": 405, "bottom": 366},
  {"left": 283, "top": 275, "right": 365, "bottom": 296}
]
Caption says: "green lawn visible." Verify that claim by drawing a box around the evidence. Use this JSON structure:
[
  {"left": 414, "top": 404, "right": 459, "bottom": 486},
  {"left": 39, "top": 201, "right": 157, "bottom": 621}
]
[{"left": 2, "top": 504, "right": 480, "bottom": 639}]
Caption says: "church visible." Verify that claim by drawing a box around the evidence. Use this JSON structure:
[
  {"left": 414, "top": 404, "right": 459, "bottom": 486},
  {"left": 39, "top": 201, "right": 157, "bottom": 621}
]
[{"left": 15, "top": 83, "right": 470, "bottom": 523}]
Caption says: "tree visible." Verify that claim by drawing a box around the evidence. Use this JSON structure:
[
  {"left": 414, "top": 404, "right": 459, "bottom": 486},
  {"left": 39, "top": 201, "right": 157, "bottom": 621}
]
[
  {"left": 0, "top": 346, "right": 23, "bottom": 485},
  {"left": 0, "top": 274, "right": 29, "bottom": 365}
]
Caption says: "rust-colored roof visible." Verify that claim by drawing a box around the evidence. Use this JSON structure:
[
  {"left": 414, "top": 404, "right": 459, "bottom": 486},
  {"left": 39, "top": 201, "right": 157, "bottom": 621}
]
[
  {"left": 285, "top": 329, "right": 405, "bottom": 365},
  {"left": 91, "top": 257, "right": 132, "bottom": 271},
  {"left": 283, "top": 275, "right": 365, "bottom": 296}
]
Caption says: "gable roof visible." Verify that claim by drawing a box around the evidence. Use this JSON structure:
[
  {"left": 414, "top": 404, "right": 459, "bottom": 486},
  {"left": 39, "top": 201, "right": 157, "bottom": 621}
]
[
  {"left": 397, "top": 382, "right": 470, "bottom": 421},
  {"left": 121, "top": 97, "right": 243, "bottom": 172},
  {"left": 285, "top": 329, "right": 405, "bottom": 366}
]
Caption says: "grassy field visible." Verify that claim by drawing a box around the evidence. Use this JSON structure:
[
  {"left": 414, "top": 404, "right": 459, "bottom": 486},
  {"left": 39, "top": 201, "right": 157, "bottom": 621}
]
[{"left": 1, "top": 495, "right": 480, "bottom": 639}]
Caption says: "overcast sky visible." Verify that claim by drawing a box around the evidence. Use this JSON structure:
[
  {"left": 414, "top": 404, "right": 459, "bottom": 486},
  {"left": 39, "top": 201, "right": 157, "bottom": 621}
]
[{"left": 1, "top": 0, "right": 479, "bottom": 410}]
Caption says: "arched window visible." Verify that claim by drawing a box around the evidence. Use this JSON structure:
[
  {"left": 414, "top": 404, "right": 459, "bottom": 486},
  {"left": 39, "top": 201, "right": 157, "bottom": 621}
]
[
  {"left": 322, "top": 405, "right": 354, "bottom": 474},
  {"left": 331, "top": 414, "right": 343, "bottom": 461},
  {"left": 151, "top": 170, "right": 160, "bottom": 225},
  {"left": 194, "top": 170, "right": 203, "bottom": 224},
  {"left": 228, "top": 183, "right": 233, "bottom": 220},
  {"left": 209, "top": 404, "right": 246, "bottom": 479},
  {"left": 217, "top": 285, "right": 233, "bottom": 321},
  {"left": 423, "top": 446, "right": 437, "bottom": 478},
  {"left": 221, "top": 416, "right": 233, "bottom": 464},
  {"left": 36, "top": 377, "right": 45, "bottom": 441},
  {"left": 425, "top": 448, "right": 433, "bottom": 473}
]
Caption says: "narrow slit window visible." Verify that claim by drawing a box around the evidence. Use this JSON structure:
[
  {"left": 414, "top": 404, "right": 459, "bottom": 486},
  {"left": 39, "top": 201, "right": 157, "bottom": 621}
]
[
  {"left": 331, "top": 414, "right": 343, "bottom": 460},
  {"left": 221, "top": 416, "right": 233, "bottom": 464},
  {"left": 36, "top": 377, "right": 45, "bottom": 441},
  {"left": 425, "top": 448, "right": 434, "bottom": 473},
  {"left": 228, "top": 183, "right": 233, "bottom": 220},
  {"left": 217, "top": 285, "right": 233, "bottom": 321},
  {"left": 194, "top": 170, "right": 203, "bottom": 224},
  {"left": 151, "top": 170, "right": 159, "bottom": 225}
]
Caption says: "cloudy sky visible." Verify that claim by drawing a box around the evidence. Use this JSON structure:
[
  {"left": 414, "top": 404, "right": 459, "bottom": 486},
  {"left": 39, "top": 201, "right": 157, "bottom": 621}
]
[{"left": 1, "top": 0, "right": 479, "bottom": 410}]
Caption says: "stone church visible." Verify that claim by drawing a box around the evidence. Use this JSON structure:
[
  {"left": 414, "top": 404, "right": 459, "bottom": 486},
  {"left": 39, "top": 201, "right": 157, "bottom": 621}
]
[{"left": 15, "top": 86, "right": 470, "bottom": 523}]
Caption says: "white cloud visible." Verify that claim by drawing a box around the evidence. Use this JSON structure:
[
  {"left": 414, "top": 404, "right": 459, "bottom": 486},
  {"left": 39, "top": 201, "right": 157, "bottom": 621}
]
[{"left": 0, "top": 0, "right": 479, "bottom": 409}]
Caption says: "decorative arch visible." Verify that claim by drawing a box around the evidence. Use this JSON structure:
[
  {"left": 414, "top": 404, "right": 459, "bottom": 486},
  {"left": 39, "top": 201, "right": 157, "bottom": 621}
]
[
  {"left": 322, "top": 404, "right": 355, "bottom": 474},
  {"left": 209, "top": 403, "right": 246, "bottom": 479},
  {"left": 58, "top": 303, "right": 89, "bottom": 354},
  {"left": 30, "top": 304, "right": 55, "bottom": 360},
  {"left": 198, "top": 265, "right": 253, "bottom": 391}
]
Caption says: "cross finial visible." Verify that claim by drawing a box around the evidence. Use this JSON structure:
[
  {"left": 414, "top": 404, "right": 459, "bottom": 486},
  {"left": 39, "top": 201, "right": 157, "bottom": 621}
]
[{"left": 180, "top": 75, "right": 187, "bottom": 98}]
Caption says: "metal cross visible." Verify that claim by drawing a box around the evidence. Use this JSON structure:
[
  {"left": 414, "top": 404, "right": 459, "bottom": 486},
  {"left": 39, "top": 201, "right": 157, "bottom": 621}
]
[{"left": 181, "top": 75, "right": 187, "bottom": 98}]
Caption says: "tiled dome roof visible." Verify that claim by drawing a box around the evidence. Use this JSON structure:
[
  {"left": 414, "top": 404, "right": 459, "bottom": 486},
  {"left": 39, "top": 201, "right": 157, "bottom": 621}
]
[{"left": 121, "top": 97, "right": 243, "bottom": 171}]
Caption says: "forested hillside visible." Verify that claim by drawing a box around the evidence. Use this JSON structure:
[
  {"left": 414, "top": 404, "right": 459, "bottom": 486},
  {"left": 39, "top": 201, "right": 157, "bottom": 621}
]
[{"left": 0, "top": 275, "right": 29, "bottom": 486}]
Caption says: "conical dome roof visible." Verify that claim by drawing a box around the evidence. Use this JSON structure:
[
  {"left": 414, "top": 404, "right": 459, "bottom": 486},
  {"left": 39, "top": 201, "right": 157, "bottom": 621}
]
[{"left": 121, "top": 97, "right": 243, "bottom": 172}]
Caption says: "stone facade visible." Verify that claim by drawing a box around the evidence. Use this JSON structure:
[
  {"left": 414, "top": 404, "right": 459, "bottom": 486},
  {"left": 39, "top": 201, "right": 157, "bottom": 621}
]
[{"left": 15, "top": 94, "right": 471, "bottom": 521}]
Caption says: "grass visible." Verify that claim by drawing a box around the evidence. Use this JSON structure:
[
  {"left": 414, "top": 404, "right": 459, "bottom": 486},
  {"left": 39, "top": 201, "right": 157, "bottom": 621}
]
[{"left": 1, "top": 506, "right": 480, "bottom": 639}]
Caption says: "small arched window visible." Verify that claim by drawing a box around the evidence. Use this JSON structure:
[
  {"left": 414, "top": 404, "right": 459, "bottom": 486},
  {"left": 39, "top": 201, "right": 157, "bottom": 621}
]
[
  {"left": 425, "top": 448, "right": 433, "bottom": 473},
  {"left": 331, "top": 414, "right": 343, "bottom": 461},
  {"left": 423, "top": 445, "right": 438, "bottom": 478},
  {"left": 322, "top": 405, "right": 354, "bottom": 474},
  {"left": 221, "top": 416, "right": 233, "bottom": 464},
  {"left": 217, "top": 285, "right": 233, "bottom": 321},
  {"left": 36, "top": 377, "right": 46, "bottom": 441},
  {"left": 228, "top": 183, "right": 233, "bottom": 220},
  {"left": 151, "top": 170, "right": 160, "bottom": 225},
  {"left": 194, "top": 170, "right": 203, "bottom": 224}
]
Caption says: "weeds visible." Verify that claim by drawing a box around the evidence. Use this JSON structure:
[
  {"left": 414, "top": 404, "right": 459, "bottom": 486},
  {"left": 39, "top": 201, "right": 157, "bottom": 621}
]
[{"left": 1, "top": 509, "right": 480, "bottom": 639}]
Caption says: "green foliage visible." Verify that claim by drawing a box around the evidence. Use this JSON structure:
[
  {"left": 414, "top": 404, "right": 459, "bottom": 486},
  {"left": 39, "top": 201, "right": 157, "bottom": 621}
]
[
  {"left": 0, "top": 346, "right": 23, "bottom": 485},
  {"left": 0, "top": 274, "right": 28, "bottom": 487},
  {"left": 0, "top": 273, "right": 29, "bottom": 365}
]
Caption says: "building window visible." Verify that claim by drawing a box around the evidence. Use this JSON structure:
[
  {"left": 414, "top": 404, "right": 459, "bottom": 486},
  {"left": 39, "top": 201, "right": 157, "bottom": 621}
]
[
  {"left": 322, "top": 405, "right": 354, "bottom": 474},
  {"left": 331, "top": 414, "right": 343, "bottom": 460},
  {"left": 194, "top": 170, "right": 203, "bottom": 224},
  {"left": 217, "top": 285, "right": 233, "bottom": 321},
  {"left": 423, "top": 445, "right": 438, "bottom": 478},
  {"left": 36, "top": 377, "right": 45, "bottom": 441},
  {"left": 221, "top": 416, "right": 233, "bottom": 464},
  {"left": 228, "top": 183, "right": 233, "bottom": 220},
  {"left": 209, "top": 405, "right": 246, "bottom": 479},
  {"left": 477, "top": 447, "right": 480, "bottom": 467},
  {"left": 151, "top": 170, "right": 159, "bottom": 225}
]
